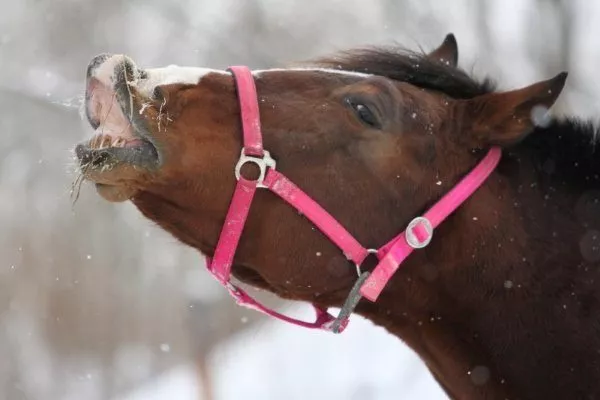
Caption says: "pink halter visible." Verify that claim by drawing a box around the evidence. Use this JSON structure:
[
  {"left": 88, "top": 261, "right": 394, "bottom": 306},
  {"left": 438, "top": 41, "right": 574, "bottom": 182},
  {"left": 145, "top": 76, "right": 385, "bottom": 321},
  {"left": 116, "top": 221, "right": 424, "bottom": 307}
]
[{"left": 204, "top": 66, "right": 502, "bottom": 333}]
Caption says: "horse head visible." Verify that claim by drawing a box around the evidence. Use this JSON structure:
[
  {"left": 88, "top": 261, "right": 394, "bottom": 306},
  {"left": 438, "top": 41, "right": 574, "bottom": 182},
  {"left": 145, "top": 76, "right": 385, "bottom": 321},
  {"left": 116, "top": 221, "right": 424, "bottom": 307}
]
[{"left": 74, "top": 34, "right": 573, "bottom": 398}]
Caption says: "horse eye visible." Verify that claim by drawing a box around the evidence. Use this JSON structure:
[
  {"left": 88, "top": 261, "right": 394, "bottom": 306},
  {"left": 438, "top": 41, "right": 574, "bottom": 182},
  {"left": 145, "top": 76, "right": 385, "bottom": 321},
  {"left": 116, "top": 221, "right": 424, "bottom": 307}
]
[{"left": 347, "top": 99, "right": 381, "bottom": 129}]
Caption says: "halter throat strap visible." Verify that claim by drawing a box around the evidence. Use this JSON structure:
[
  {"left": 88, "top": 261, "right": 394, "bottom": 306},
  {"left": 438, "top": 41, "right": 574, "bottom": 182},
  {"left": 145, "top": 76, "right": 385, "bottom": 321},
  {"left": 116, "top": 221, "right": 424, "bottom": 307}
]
[{"left": 204, "top": 65, "right": 502, "bottom": 333}]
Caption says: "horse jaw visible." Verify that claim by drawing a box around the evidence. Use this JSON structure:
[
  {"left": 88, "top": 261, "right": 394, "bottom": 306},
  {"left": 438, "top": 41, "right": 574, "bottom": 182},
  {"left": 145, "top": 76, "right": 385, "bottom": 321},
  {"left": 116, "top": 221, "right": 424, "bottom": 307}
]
[{"left": 95, "top": 183, "right": 139, "bottom": 202}]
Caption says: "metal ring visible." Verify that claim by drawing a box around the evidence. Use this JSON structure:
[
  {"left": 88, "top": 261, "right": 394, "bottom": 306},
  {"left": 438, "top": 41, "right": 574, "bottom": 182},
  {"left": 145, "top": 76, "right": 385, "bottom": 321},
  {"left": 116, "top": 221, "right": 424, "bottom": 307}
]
[{"left": 355, "top": 248, "right": 378, "bottom": 277}]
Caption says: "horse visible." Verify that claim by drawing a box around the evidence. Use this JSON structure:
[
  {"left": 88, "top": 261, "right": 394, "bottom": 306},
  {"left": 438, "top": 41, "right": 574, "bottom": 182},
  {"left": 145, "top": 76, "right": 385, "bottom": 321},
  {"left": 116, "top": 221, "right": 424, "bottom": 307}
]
[{"left": 73, "top": 33, "right": 600, "bottom": 399}]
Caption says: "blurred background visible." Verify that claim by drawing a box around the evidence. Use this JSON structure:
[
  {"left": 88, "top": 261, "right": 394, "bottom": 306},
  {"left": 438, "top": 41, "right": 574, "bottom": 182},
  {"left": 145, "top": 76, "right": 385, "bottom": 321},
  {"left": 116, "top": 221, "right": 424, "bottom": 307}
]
[{"left": 1, "top": 0, "right": 599, "bottom": 399}]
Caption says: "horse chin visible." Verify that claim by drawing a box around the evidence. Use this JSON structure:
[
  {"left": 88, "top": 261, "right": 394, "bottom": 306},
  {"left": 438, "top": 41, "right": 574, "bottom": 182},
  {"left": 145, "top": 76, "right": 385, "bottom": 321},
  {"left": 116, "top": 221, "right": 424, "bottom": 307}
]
[{"left": 95, "top": 183, "right": 139, "bottom": 203}]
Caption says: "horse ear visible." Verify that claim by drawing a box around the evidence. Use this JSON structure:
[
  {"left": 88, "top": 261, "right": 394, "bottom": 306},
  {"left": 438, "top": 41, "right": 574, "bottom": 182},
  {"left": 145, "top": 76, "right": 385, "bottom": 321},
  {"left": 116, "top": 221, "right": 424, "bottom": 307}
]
[
  {"left": 427, "top": 33, "right": 458, "bottom": 67},
  {"left": 463, "top": 72, "right": 568, "bottom": 147}
]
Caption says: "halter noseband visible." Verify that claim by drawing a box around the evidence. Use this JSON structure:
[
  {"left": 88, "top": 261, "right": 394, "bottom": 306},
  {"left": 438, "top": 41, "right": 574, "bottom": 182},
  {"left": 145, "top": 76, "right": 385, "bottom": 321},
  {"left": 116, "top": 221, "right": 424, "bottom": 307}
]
[{"left": 204, "top": 66, "right": 502, "bottom": 333}]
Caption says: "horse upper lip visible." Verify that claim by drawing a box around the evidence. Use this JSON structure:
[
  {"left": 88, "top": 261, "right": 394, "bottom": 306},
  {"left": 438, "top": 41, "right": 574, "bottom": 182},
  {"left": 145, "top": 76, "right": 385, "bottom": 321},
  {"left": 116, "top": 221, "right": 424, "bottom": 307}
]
[
  {"left": 112, "top": 59, "right": 138, "bottom": 122},
  {"left": 85, "top": 55, "right": 140, "bottom": 129},
  {"left": 85, "top": 55, "right": 153, "bottom": 141}
]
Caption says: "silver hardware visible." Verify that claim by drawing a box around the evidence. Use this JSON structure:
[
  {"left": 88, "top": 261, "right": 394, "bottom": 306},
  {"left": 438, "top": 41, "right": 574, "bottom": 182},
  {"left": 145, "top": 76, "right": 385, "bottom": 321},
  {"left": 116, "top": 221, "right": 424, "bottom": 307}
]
[
  {"left": 405, "top": 216, "right": 433, "bottom": 249},
  {"left": 355, "top": 248, "right": 378, "bottom": 277},
  {"left": 234, "top": 149, "right": 277, "bottom": 188}
]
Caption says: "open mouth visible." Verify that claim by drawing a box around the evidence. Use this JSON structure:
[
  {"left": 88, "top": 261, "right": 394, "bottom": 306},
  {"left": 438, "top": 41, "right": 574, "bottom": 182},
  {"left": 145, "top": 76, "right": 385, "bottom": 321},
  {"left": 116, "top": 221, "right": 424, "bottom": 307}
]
[{"left": 75, "top": 54, "right": 160, "bottom": 178}]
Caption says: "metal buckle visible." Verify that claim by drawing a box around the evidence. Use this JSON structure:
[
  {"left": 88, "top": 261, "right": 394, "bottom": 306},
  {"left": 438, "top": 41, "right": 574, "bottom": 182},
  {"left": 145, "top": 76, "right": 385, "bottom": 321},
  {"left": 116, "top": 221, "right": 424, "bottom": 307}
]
[
  {"left": 234, "top": 149, "right": 276, "bottom": 188},
  {"left": 355, "top": 248, "right": 378, "bottom": 277},
  {"left": 405, "top": 216, "right": 433, "bottom": 249}
]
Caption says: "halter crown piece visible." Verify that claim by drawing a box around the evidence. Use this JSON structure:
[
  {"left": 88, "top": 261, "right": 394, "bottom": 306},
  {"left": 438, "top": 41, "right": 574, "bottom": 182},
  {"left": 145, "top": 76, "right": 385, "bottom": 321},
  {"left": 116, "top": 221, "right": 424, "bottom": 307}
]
[{"left": 204, "top": 66, "right": 502, "bottom": 333}]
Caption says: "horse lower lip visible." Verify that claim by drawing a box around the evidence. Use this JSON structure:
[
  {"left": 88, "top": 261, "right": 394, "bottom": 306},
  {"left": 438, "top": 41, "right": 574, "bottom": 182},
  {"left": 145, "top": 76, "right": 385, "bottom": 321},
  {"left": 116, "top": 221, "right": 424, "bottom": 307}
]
[{"left": 75, "top": 139, "right": 159, "bottom": 169}]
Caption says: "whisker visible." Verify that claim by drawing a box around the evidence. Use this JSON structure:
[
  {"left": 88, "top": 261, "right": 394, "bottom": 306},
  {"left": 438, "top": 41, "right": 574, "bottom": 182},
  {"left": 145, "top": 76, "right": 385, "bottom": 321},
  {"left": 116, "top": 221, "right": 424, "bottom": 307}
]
[
  {"left": 70, "top": 171, "right": 86, "bottom": 207},
  {"left": 123, "top": 65, "right": 136, "bottom": 122},
  {"left": 99, "top": 90, "right": 118, "bottom": 137},
  {"left": 117, "top": 119, "right": 133, "bottom": 138},
  {"left": 157, "top": 97, "right": 167, "bottom": 132},
  {"left": 69, "top": 146, "right": 106, "bottom": 208}
]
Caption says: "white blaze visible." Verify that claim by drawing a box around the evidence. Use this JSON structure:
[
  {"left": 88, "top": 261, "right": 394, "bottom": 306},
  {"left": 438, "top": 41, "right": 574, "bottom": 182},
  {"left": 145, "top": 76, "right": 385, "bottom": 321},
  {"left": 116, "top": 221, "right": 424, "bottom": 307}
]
[
  {"left": 90, "top": 55, "right": 372, "bottom": 102},
  {"left": 138, "top": 65, "right": 227, "bottom": 97},
  {"left": 89, "top": 54, "right": 227, "bottom": 96},
  {"left": 253, "top": 67, "right": 371, "bottom": 78}
]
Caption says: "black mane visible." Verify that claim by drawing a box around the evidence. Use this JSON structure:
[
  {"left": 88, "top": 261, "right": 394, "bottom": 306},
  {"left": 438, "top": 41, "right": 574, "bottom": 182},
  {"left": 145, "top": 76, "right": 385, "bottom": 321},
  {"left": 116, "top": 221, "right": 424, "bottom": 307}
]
[
  {"left": 314, "top": 46, "right": 495, "bottom": 99},
  {"left": 518, "top": 119, "right": 600, "bottom": 191},
  {"left": 317, "top": 46, "right": 600, "bottom": 191}
]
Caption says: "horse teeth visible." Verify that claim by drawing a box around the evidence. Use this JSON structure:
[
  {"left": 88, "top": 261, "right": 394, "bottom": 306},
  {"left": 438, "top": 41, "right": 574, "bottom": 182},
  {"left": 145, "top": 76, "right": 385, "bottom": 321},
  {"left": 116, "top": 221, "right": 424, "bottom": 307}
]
[
  {"left": 100, "top": 136, "right": 111, "bottom": 149},
  {"left": 90, "top": 135, "right": 128, "bottom": 149}
]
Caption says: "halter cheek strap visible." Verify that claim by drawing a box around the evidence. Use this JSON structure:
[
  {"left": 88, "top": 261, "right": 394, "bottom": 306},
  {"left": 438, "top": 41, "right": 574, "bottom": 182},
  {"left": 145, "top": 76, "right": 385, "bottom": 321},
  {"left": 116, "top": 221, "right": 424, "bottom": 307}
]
[{"left": 204, "top": 65, "right": 502, "bottom": 333}]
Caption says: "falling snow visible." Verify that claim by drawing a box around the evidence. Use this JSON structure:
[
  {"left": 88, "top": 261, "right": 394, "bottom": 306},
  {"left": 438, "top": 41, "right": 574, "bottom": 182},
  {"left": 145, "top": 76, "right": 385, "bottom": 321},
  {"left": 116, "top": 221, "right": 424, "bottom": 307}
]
[
  {"left": 160, "top": 343, "right": 171, "bottom": 353},
  {"left": 4, "top": 1, "right": 600, "bottom": 399}
]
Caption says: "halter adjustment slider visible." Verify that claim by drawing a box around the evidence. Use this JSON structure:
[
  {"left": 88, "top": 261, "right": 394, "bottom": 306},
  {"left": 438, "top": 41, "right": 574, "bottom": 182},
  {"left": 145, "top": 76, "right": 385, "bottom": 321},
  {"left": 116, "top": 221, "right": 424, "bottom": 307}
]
[{"left": 405, "top": 216, "right": 433, "bottom": 249}]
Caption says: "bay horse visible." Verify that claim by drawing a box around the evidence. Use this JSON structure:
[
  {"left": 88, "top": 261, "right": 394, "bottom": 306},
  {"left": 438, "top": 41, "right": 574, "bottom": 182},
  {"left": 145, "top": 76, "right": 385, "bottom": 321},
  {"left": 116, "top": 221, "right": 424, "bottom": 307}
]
[{"left": 73, "top": 33, "right": 600, "bottom": 399}]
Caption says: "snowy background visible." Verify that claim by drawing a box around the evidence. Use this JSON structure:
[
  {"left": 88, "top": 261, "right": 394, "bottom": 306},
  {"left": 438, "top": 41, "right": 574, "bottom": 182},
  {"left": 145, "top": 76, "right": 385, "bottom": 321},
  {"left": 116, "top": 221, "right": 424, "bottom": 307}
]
[{"left": 1, "top": 0, "right": 598, "bottom": 399}]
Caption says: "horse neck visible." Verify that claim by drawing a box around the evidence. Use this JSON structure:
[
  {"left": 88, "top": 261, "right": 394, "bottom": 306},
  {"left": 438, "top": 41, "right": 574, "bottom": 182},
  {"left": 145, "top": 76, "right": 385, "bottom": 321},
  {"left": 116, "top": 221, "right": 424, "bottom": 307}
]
[
  {"left": 356, "top": 120, "right": 600, "bottom": 398},
  {"left": 352, "top": 171, "right": 528, "bottom": 397}
]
